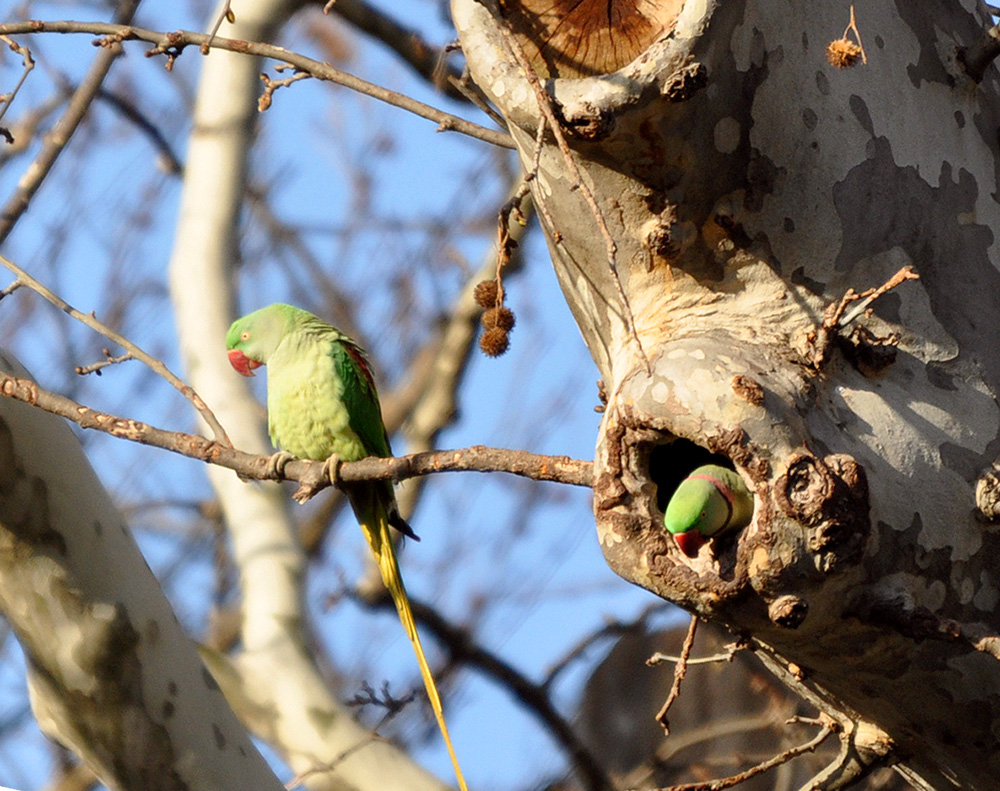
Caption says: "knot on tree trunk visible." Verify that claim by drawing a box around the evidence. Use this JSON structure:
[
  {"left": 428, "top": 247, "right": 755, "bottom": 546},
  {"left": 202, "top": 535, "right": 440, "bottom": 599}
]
[{"left": 774, "top": 451, "right": 870, "bottom": 574}]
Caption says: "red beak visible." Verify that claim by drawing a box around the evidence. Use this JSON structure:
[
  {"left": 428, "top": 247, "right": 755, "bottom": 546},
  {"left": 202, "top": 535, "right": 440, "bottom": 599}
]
[
  {"left": 228, "top": 349, "right": 262, "bottom": 377},
  {"left": 674, "top": 531, "right": 706, "bottom": 558}
]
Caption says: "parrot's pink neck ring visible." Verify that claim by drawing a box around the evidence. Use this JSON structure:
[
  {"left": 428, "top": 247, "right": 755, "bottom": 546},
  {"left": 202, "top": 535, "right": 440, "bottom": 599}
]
[{"left": 686, "top": 472, "right": 735, "bottom": 526}]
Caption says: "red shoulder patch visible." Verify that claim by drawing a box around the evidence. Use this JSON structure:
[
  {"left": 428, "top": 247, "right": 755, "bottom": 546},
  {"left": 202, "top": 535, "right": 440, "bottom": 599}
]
[{"left": 342, "top": 340, "right": 376, "bottom": 388}]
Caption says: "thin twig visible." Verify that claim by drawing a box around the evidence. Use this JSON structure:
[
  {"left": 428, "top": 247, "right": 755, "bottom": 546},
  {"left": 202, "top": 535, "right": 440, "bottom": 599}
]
[
  {"left": 285, "top": 681, "right": 409, "bottom": 790},
  {"left": 837, "top": 265, "right": 919, "bottom": 328},
  {"left": 258, "top": 68, "right": 311, "bottom": 111},
  {"left": 494, "top": 19, "right": 650, "bottom": 373},
  {"left": 0, "top": 253, "right": 233, "bottom": 445},
  {"left": 843, "top": 6, "right": 867, "bottom": 64},
  {"left": 647, "top": 642, "right": 745, "bottom": 667},
  {"left": 95, "top": 86, "right": 184, "bottom": 173},
  {"left": 0, "top": 370, "right": 595, "bottom": 488},
  {"left": 75, "top": 349, "right": 134, "bottom": 376},
  {"left": 543, "top": 602, "right": 668, "bottom": 690},
  {"left": 655, "top": 614, "right": 698, "bottom": 735},
  {"left": 653, "top": 722, "right": 835, "bottom": 791},
  {"left": 201, "top": 0, "right": 234, "bottom": 55},
  {"left": 0, "top": 34, "right": 35, "bottom": 128},
  {"left": 352, "top": 586, "right": 614, "bottom": 791},
  {"left": 0, "top": 20, "right": 515, "bottom": 150},
  {"left": 808, "top": 265, "right": 919, "bottom": 369},
  {"left": 0, "top": 280, "right": 23, "bottom": 299},
  {"left": 0, "top": 0, "right": 142, "bottom": 245}
]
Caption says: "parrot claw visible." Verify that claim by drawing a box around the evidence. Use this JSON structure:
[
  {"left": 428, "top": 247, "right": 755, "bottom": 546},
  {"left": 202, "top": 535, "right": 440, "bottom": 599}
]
[
  {"left": 321, "top": 453, "right": 342, "bottom": 487},
  {"left": 291, "top": 453, "right": 341, "bottom": 504},
  {"left": 265, "top": 450, "right": 296, "bottom": 479}
]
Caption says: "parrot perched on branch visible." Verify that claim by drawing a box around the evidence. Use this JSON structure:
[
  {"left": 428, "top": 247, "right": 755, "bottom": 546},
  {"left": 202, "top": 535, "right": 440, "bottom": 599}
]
[
  {"left": 663, "top": 464, "right": 754, "bottom": 557},
  {"left": 226, "top": 303, "right": 468, "bottom": 791}
]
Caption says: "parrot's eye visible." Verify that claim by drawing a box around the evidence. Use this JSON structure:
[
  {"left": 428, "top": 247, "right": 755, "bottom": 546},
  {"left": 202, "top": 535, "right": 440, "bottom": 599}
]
[{"left": 240, "top": 330, "right": 251, "bottom": 342}]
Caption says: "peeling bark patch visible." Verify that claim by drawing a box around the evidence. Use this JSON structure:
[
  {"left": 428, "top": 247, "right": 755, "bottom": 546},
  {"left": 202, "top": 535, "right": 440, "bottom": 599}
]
[
  {"left": 745, "top": 149, "right": 784, "bottom": 213},
  {"left": 834, "top": 138, "right": 1000, "bottom": 384},
  {"left": 977, "top": 471, "right": 1000, "bottom": 522},
  {"left": 557, "top": 101, "right": 617, "bottom": 140},
  {"left": 849, "top": 95, "right": 874, "bottom": 137},
  {"left": 662, "top": 62, "right": 707, "bottom": 103},
  {"left": 814, "top": 70, "right": 830, "bottom": 96},
  {"left": 731, "top": 375, "right": 765, "bottom": 406},
  {"left": 714, "top": 117, "right": 741, "bottom": 154},
  {"left": 894, "top": 0, "right": 962, "bottom": 89},
  {"left": 0, "top": 420, "right": 67, "bottom": 557}
]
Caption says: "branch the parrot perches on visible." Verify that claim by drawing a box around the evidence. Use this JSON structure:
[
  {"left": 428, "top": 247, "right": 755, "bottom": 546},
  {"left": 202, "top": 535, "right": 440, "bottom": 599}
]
[
  {"left": 226, "top": 303, "right": 468, "bottom": 791},
  {"left": 663, "top": 464, "right": 755, "bottom": 557}
]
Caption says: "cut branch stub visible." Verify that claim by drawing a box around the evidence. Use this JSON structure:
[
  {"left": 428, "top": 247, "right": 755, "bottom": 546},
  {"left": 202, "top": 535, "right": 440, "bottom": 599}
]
[{"left": 498, "top": 0, "right": 685, "bottom": 79}]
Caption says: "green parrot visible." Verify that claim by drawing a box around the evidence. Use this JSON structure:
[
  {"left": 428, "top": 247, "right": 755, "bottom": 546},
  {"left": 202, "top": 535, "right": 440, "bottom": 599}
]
[
  {"left": 663, "top": 464, "right": 754, "bottom": 557},
  {"left": 226, "top": 303, "right": 468, "bottom": 791}
]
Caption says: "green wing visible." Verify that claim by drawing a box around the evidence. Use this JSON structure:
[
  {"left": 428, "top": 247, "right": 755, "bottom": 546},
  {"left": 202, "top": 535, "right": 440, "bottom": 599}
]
[{"left": 329, "top": 337, "right": 392, "bottom": 458}]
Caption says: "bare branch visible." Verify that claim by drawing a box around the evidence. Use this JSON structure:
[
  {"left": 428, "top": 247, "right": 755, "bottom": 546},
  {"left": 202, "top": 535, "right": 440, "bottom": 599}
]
[
  {"left": 0, "top": 253, "right": 233, "bottom": 446},
  {"left": 654, "top": 614, "right": 698, "bottom": 735},
  {"left": 0, "top": 0, "right": 143, "bottom": 244},
  {"left": 0, "top": 34, "right": 35, "bottom": 130},
  {"left": 351, "top": 587, "right": 613, "bottom": 791},
  {"left": 0, "top": 20, "right": 515, "bottom": 150},
  {"left": 0, "top": 370, "right": 594, "bottom": 488},
  {"left": 74, "top": 349, "right": 135, "bottom": 376},
  {"left": 807, "top": 264, "right": 920, "bottom": 369},
  {"left": 493, "top": 17, "right": 650, "bottom": 373},
  {"left": 202, "top": 0, "right": 236, "bottom": 55},
  {"left": 650, "top": 721, "right": 836, "bottom": 791},
  {"left": 325, "top": 0, "right": 473, "bottom": 104},
  {"left": 646, "top": 640, "right": 747, "bottom": 667}
]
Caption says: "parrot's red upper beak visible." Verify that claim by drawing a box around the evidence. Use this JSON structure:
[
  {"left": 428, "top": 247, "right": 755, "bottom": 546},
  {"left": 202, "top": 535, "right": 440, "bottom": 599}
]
[
  {"left": 228, "top": 349, "right": 262, "bottom": 377},
  {"left": 674, "top": 531, "right": 706, "bottom": 558}
]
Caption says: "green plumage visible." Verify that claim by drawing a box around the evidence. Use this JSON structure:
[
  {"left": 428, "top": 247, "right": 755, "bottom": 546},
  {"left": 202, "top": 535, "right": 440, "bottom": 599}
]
[
  {"left": 225, "top": 303, "right": 467, "bottom": 790},
  {"left": 664, "top": 464, "right": 754, "bottom": 557}
]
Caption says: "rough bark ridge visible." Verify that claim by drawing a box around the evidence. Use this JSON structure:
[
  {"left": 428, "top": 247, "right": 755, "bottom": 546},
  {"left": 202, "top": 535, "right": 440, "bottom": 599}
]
[{"left": 454, "top": 0, "right": 1000, "bottom": 788}]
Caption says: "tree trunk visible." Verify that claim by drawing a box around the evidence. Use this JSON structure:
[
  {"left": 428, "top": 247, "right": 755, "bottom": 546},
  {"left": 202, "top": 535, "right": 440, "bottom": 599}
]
[
  {"left": 454, "top": 1, "right": 1000, "bottom": 788},
  {"left": 0, "top": 350, "right": 286, "bottom": 791},
  {"left": 168, "top": 2, "right": 451, "bottom": 788}
]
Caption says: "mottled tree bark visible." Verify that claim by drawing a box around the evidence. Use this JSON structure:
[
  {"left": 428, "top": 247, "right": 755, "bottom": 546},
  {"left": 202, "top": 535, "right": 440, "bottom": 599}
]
[
  {"left": 454, "top": 1, "right": 1000, "bottom": 788},
  {"left": 0, "top": 351, "right": 285, "bottom": 791}
]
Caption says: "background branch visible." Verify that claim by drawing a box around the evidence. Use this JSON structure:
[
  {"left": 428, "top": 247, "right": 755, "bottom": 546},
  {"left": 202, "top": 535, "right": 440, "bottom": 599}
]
[{"left": 0, "top": 20, "right": 514, "bottom": 149}]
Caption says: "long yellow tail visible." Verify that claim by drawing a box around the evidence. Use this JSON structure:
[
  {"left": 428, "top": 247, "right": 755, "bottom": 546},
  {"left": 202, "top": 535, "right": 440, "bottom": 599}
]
[{"left": 361, "top": 504, "right": 469, "bottom": 791}]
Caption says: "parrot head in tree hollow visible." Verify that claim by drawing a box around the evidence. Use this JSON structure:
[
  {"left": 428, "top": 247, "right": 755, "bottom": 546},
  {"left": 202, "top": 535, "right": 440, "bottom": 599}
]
[
  {"left": 663, "top": 464, "right": 755, "bottom": 558},
  {"left": 225, "top": 303, "right": 469, "bottom": 791}
]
